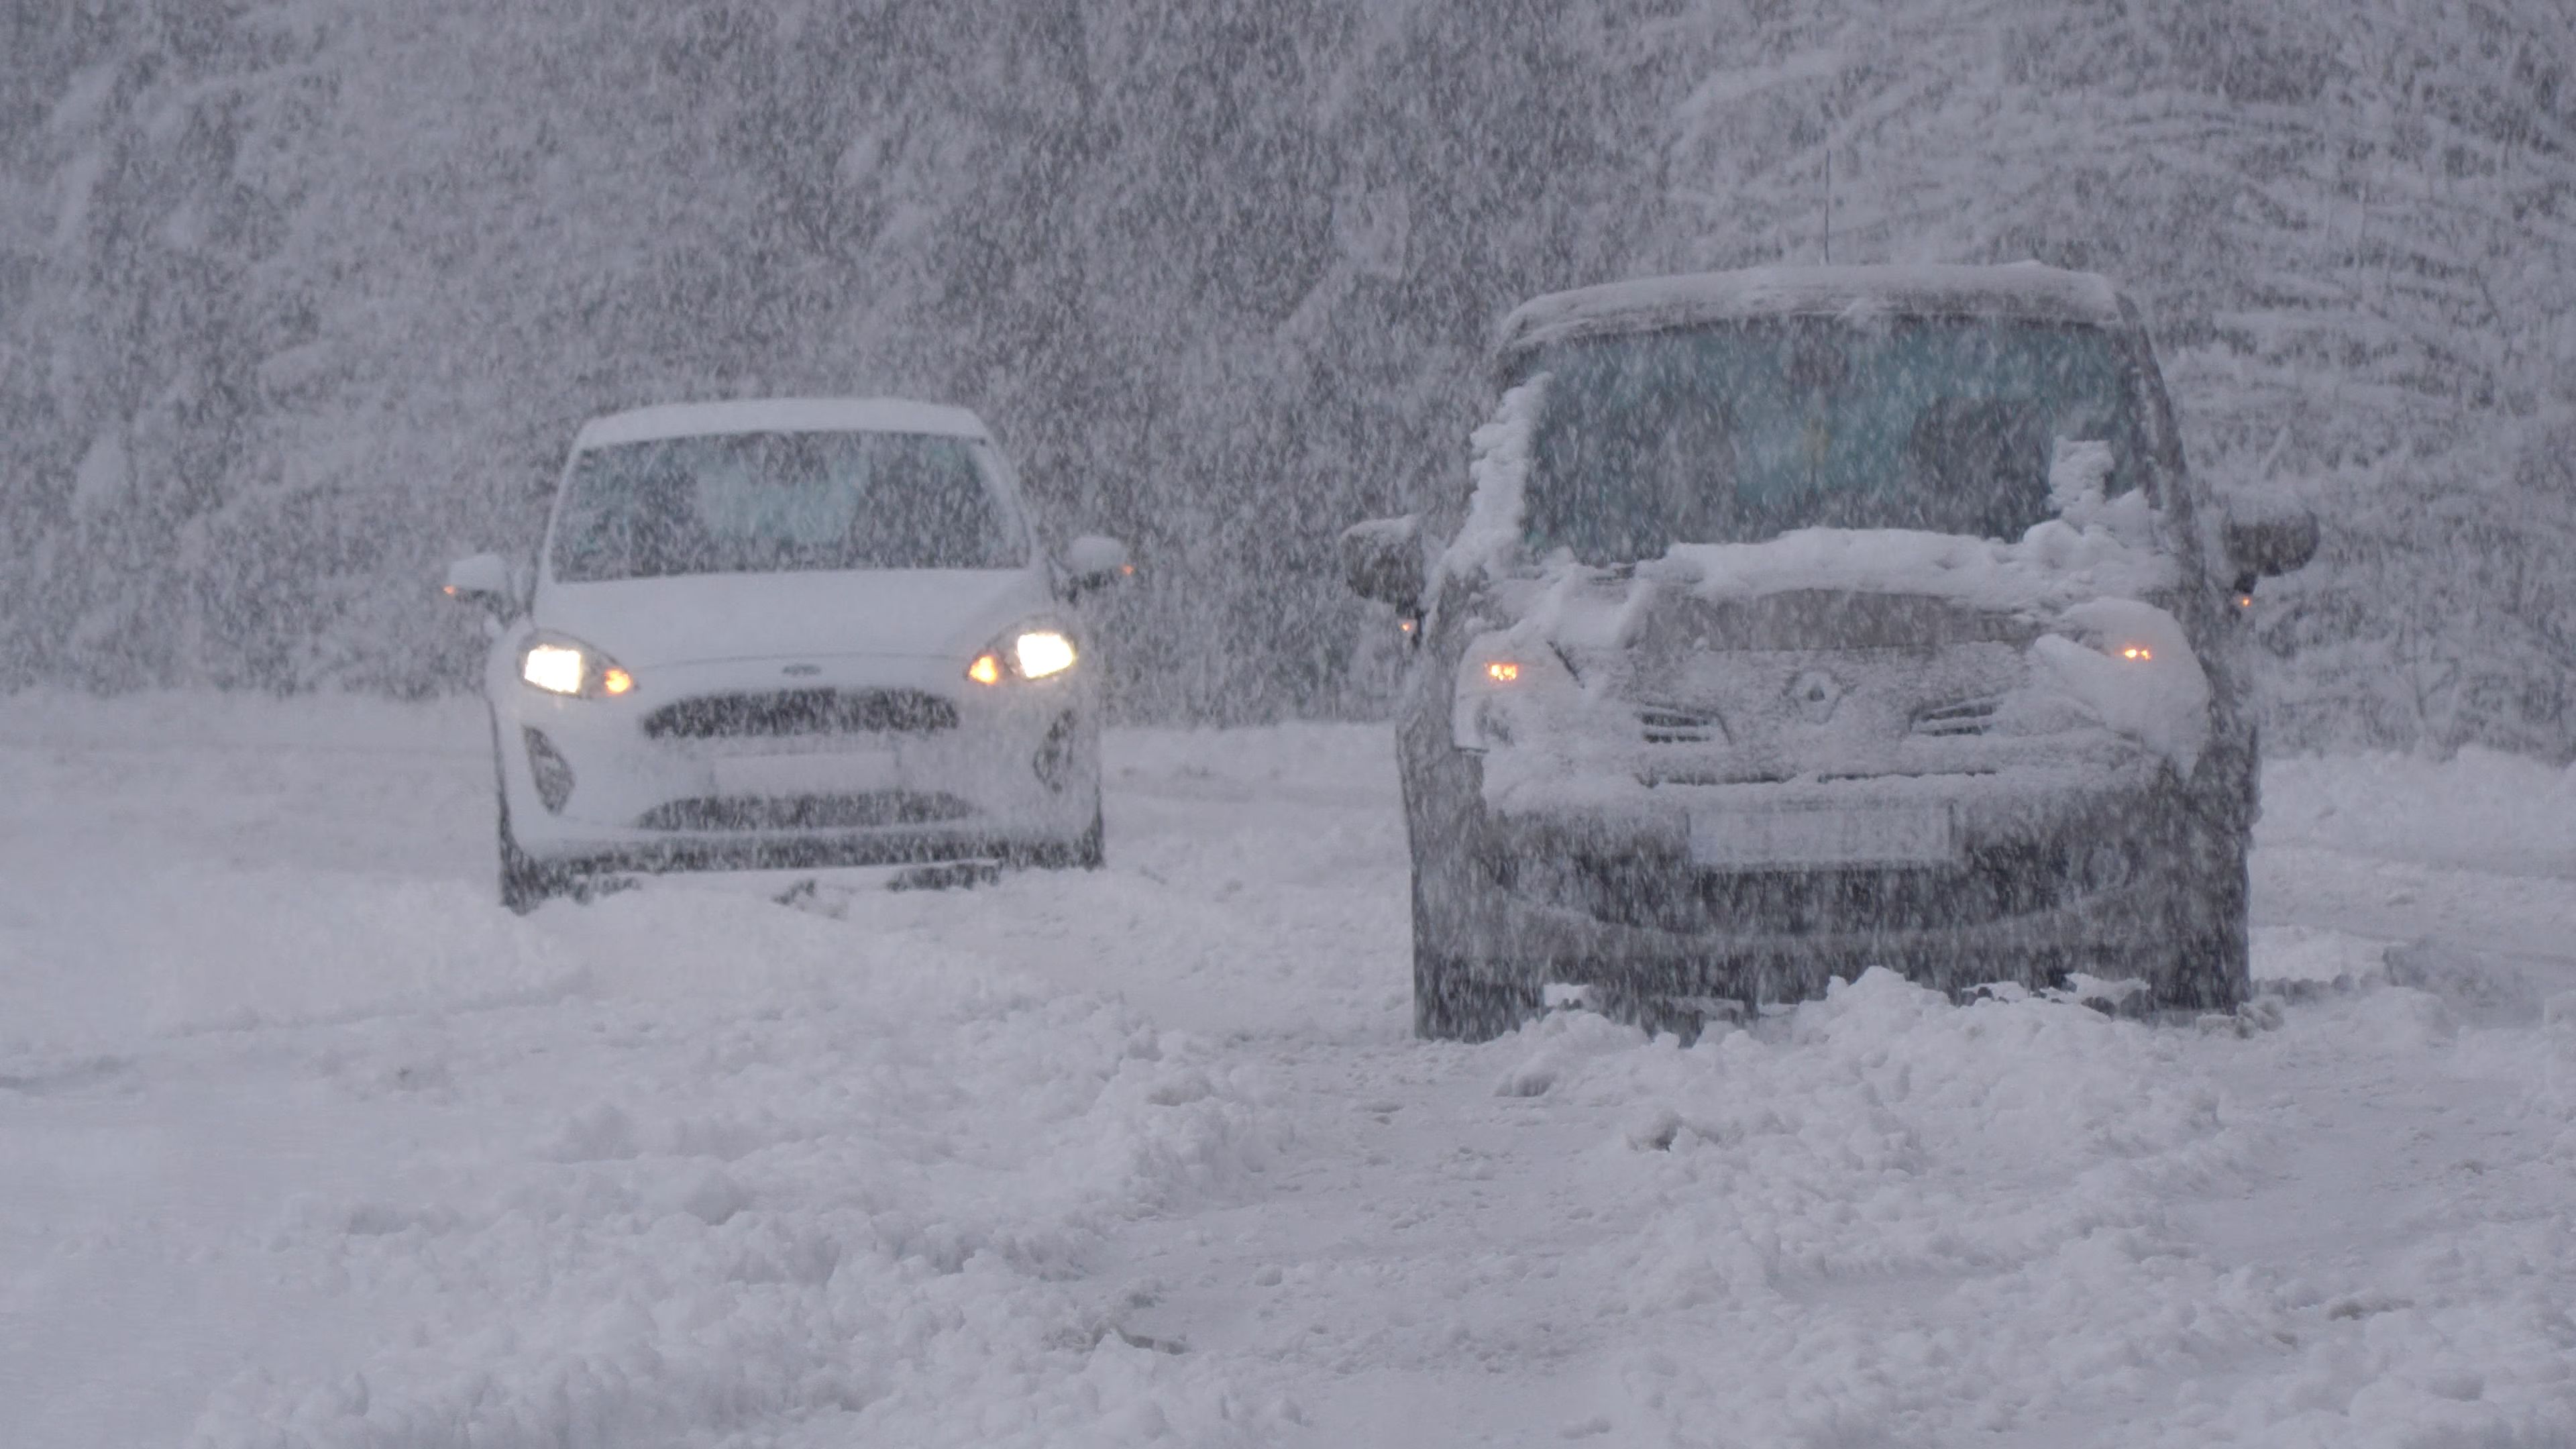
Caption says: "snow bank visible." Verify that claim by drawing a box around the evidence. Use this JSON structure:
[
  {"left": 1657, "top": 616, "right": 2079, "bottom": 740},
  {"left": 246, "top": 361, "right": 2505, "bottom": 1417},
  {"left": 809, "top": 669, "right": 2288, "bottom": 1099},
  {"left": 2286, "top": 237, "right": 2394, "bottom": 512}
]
[
  {"left": 181, "top": 889, "right": 1283, "bottom": 1449},
  {"left": 1487, "top": 973, "right": 2267, "bottom": 1439},
  {"left": 0, "top": 687, "right": 482, "bottom": 754},
  {"left": 1486, "top": 969, "right": 2576, "bottom": 1445},
  {"left": 11, "top": 695, "right": 2576, "bottom": 1448},
  {"left": 2249, "top": 924, "right": 2396, "bottom": 987},
  {"left": 2261, "top": 747, "right": 2576, "bottom": 877}
]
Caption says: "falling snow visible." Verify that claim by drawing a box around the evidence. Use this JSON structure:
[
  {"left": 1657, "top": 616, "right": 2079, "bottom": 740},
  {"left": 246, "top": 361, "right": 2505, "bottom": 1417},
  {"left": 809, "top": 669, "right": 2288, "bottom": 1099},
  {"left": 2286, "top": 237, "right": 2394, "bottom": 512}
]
[{"left": 5, "top": 5, "right": 2576, "bottom": 1446}]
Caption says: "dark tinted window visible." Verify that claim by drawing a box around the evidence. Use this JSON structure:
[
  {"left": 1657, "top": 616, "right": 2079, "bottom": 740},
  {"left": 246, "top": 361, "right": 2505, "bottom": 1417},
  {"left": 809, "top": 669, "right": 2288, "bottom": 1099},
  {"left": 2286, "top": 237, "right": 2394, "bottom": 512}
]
[
  {"left": 550, "top": 431, "right": 1020, "bottom": 582},
  {"left": 1523, "top": 318, "right": 2150, "bottom": 565}
]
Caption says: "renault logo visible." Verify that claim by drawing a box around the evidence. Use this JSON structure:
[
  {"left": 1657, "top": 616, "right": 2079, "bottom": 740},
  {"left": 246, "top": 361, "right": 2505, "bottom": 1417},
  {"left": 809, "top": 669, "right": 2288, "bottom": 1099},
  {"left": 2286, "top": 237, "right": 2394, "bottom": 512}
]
[{"left": 1786, "top": 669, "right": 1843, "bottom": 724}]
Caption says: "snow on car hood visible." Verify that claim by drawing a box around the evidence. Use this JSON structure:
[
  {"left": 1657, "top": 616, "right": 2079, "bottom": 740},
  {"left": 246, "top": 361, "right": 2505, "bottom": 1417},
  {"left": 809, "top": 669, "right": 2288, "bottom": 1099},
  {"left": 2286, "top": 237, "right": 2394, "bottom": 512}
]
[
  {"left": 531, "top": 568, "right": 1052, "bottom": 668},
  {"left": 1442, "top": 398, "right": 2210, "bottom": 780},
  {"left": 1515, "top": 517, "right": 2183, "bottom": 650}
]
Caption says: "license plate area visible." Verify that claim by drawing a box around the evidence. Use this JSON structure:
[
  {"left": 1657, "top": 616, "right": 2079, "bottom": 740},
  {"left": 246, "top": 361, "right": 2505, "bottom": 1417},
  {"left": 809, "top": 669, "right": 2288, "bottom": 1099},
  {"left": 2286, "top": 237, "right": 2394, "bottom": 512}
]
[
  {"left": 1689, "top": 801, "right": 1956, "bottom": 869},
  {"left": 711, "top": 746, "right": 900, "bottom": 798}
]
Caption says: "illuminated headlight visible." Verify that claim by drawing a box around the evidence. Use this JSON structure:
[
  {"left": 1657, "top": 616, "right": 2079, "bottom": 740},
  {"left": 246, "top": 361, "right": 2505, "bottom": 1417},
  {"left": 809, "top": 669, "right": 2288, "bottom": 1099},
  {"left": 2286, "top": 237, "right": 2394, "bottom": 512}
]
[
  {"left": 519, "top": 635, "right": 634, "bottom": 698},
  {"left": 1452, "top": 633, "right": 1572, "bottom": 751},
  {"left": 521, "top": 644, "right": 585, "bottom": 695},
  {"left": 1014, "top": 631, "right": 1077, "bottom": 679},
  {"left": 968, "top": 626, "right": 1079, "bottom": 685}
]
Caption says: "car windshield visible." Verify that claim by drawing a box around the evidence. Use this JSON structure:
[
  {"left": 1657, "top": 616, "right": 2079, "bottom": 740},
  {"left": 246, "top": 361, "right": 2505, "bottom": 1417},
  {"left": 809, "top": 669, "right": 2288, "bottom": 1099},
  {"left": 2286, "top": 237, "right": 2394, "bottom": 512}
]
[
  {"left": 1521, "top": 317, "right": 2152, "bottom": 565},
  {"left": 549, "top": 431, "right": 1022, "bottom": 582}
]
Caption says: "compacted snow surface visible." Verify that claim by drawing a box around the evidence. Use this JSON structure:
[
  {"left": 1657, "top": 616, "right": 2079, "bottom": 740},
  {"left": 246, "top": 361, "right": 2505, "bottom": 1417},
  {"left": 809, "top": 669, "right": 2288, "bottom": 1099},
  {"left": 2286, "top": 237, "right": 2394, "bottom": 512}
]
[{"left": 3, "top": 695, "right": 2574, "bottom": 1447}]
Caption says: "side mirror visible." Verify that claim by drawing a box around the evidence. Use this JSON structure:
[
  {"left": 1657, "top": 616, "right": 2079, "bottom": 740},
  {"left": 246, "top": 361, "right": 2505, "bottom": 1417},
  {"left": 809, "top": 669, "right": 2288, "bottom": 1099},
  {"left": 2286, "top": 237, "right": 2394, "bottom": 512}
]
[
  {"left": 2222, "top": 502, "right": 2319, "bottom": 584},
  {"left": 1062, "top": 535, "right": 1132, "bottom": 592},
  {"left": 1340, "top": 515, "right": 1424, "bottom": 613},
  {"left": 443, "top": 552, "right": 517, "bottom": 619}
]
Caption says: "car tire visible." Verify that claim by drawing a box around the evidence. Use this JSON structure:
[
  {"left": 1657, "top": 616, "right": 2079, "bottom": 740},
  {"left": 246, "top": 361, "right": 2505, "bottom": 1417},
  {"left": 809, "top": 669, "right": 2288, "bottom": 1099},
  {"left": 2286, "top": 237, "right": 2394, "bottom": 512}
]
[
  {"left": 1018, "top": 799, "right": 1106, "bottom": 871},
  {"left": 497, "top": 797, "right": 564, "bottom": 915},
  {"left": 2160, "top": 805, "right": 2251, "bottom": 1013},
  {"left": 1409, "top": 866, "right": 1541, "bottom": 1042}
]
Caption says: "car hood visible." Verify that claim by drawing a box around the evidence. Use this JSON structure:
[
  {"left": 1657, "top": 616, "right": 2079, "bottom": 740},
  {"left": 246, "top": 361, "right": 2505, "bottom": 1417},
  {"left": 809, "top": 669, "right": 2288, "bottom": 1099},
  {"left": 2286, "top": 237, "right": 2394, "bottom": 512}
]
[
  {"left": 1455, "top": 523, "right": 2212, "bottom": 814},
  {"left": 530, "top": 568, "right": 1053, "bottom": 668}
]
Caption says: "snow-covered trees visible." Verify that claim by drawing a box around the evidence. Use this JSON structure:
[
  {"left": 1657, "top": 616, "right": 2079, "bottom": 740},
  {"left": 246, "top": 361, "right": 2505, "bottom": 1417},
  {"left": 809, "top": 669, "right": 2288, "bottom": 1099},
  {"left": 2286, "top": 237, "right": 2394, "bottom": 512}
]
[{"left": 1, "top": 0, "right": 2569, "bottom": 752}]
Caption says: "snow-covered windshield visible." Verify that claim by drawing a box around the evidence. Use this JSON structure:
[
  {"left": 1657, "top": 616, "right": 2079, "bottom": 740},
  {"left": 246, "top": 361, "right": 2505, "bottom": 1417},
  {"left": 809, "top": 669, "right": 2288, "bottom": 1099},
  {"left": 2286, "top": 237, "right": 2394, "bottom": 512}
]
[
  {"left": 549, "top": 431, "right": 1022, "bottom": 582},
  {"left": 1523, "top": 317, "right": 2150, "bottom": 564}
]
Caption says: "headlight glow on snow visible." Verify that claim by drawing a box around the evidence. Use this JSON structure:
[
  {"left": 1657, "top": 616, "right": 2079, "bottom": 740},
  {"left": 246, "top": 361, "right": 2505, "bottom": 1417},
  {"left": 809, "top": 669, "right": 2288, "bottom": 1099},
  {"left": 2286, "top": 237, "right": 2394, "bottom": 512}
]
[
  {"left": 1485, "top": 661, "right": 1521, "bottom": 684},
  {"left": 522, "top": 643, "right": 587, "bottom": 695},
  {"left": 1014, "top": 631, "right": 1077, "bottom": 680},
  {"left": 2116, "top": 644, "right": 2153, "bottom": 663},
  {"left": 967, "top": 652, "right": 1004, "bottom": 686}
]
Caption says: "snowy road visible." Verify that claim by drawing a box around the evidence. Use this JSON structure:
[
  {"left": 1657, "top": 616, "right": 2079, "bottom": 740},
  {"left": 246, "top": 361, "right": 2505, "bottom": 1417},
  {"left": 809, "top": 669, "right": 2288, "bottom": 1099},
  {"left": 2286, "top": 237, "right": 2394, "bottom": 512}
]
[{"left": 3, "top": 694, "right": 2574, "bottom": 1447}]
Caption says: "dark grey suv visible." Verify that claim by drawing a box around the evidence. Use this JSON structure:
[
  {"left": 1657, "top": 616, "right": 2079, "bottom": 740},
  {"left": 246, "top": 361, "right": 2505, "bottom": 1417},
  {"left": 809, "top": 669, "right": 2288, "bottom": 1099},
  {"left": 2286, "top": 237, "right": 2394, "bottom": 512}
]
[{"left": 1344, "top": 264, "right": 2316, "bottom": 1040}]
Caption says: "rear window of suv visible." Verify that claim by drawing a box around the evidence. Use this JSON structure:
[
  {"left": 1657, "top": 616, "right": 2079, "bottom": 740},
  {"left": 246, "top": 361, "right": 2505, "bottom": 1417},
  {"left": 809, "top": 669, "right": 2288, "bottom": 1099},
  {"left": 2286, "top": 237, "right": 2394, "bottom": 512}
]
[{"left": 1522, "top": 317, "right": 2153, "bottom": 566}]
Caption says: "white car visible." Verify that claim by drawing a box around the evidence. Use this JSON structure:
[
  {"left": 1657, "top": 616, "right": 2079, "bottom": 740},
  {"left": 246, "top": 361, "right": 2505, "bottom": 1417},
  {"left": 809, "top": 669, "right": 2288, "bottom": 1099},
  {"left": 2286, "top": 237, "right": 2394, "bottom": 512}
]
[{"left": 443, "top": 398, "right": 1128, "bottom": 911}]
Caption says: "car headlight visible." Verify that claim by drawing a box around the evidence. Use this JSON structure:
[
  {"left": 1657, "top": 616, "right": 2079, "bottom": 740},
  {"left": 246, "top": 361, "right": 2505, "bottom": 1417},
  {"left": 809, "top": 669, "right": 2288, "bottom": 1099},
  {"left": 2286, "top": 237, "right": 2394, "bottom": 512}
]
[
  {"left": 1452, "top": 633, "right": 1574, "bottom": 751},
  {"left": 1014, "top": 630, "right": 1077, "bottom": 678},
  {"left": 519, "top": 634, "right": 634, "bottom": 698},
  {"left": 967, "top": 627, "right": 1079, "bottom": 685}
]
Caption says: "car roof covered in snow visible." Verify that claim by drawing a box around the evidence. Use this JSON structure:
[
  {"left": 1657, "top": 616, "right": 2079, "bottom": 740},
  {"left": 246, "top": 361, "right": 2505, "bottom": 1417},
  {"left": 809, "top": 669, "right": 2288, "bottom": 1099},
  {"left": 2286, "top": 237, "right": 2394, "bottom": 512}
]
[
  {"left": 1493, "top": 263, "right": 2131, "bottom": 370},
  {"left": 574, "top": 397, "right": 991, "bottom": 449}
]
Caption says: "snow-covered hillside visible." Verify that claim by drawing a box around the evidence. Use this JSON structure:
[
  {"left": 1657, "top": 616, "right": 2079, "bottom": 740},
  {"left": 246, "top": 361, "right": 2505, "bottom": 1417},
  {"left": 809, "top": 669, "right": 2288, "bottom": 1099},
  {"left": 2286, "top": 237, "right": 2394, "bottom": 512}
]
[
  {"left": 3, "top": 695, "right": 2572, "bottom": 1446},
  {"left": 3, "top": 2, "right": 2571, "bottom": 750}
]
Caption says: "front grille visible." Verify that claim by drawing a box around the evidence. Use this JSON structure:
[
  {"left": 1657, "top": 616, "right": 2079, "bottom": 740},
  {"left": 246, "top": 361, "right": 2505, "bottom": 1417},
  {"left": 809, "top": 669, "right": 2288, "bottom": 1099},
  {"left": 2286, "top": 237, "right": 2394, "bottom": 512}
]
[
  {"left": 1542, "top": 843, "right": 2080, "bottom": 936},
  {"left": 643, "top": 688, "right": 959, "bottom": 740},
  {"left": 1911, "top": 696, "right": 2003, "bottom": 737},
  {"left": 1635, "top": 704, "right": 1725, "bottom": 745},
  {"left": 635, "top": 792, "right": 976, "bottom": 832}
]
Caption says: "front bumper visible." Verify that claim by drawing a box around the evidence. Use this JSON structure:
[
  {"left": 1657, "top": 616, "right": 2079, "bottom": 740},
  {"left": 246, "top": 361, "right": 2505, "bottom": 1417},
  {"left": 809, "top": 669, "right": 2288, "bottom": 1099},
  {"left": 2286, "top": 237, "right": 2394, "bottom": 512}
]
[
  {"left": 1427, "top": 761, "right": 2192, "bottom": 998},
  {"left": 494, "top": 655, "right": 1098, "bottom": 872}
]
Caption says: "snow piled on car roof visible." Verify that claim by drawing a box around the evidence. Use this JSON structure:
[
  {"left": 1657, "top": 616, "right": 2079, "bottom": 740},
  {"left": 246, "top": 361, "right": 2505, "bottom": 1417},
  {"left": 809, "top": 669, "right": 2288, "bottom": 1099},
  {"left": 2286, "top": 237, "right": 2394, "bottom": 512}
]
[
  {"left": 575, "top": 396, "right": 990, "bottom": 448},
  {"left": 1496, "top": 262, "right": 2128, "bottom": 366}
]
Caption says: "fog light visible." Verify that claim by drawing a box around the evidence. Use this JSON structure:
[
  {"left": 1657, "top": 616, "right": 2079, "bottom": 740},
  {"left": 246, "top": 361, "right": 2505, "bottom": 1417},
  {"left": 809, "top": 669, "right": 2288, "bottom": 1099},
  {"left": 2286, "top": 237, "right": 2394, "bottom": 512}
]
[{"left": 524, "top": 727, "right": 575, "bottom": 814}]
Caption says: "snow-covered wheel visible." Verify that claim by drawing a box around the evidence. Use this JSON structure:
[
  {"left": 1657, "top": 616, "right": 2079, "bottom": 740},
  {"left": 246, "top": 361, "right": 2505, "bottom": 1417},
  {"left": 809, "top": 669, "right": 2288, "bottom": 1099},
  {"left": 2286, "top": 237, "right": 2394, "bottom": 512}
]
[
  {"left": 2165, "top": 823, "right": 2251, "bottom": 1013},
  {"left": 2149, "top": 779, "right": 2251, "bottom": 1012},
  {"left": 1410, "top": 868, "right": 1540, "bottom": 1041},
  {"left": 496, "top": 798, "right": 566, "bottom": 915},
  {"left": 1413, "top": 952, "right": 1544, "bottom": 1042},
  {"left": 1013, "top": 800, "right": 1105, "bottom": 871}
]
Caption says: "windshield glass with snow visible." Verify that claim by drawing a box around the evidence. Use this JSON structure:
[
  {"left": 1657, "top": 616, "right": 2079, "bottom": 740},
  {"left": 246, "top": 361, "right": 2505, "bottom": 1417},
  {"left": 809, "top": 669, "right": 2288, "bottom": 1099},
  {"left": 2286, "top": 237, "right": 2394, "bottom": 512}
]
[
  {"left": 548, "top": 431, "right": 1022, "bottom": 582},
  {"left": 1522, "top": 317, "right": 2151, "bottom": 565}
]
